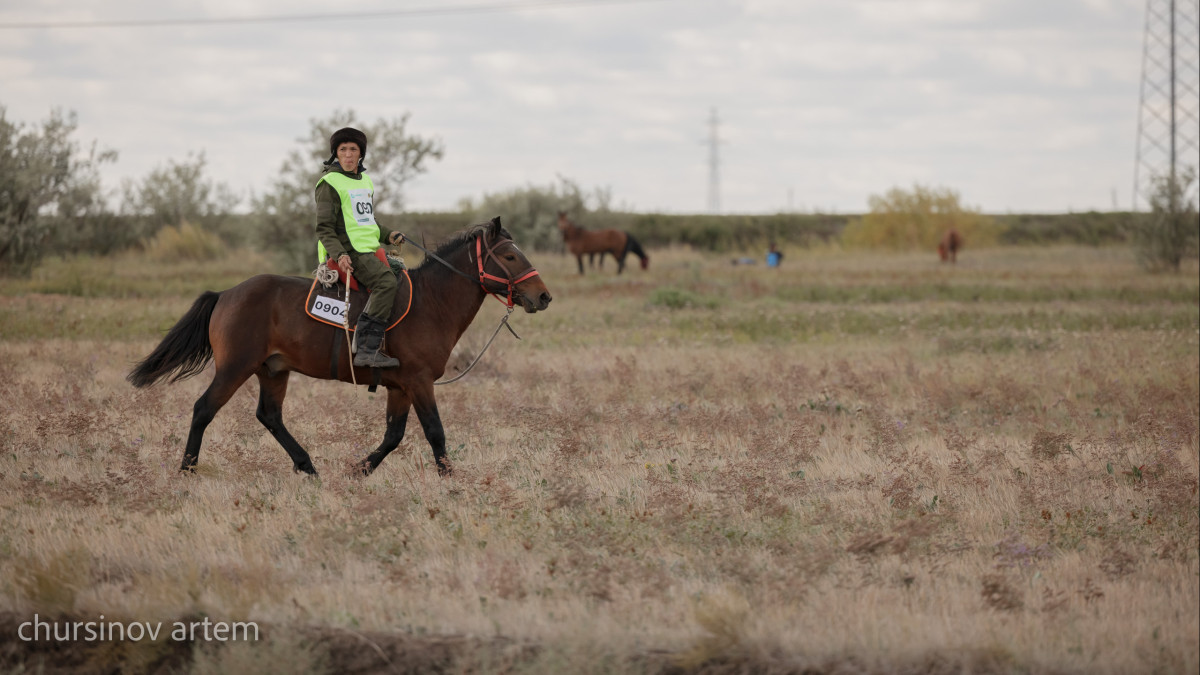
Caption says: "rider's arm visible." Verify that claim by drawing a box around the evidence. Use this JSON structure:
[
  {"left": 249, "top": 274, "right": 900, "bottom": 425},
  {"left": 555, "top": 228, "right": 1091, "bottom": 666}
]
[{"left": 315, "top": 181, "right": 348, "bottom": 261}]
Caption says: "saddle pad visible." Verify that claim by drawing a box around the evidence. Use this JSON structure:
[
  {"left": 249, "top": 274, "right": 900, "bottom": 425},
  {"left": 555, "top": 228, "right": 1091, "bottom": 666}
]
[{"left": 305, "top": 270, "right": 412, "bottom": 331}]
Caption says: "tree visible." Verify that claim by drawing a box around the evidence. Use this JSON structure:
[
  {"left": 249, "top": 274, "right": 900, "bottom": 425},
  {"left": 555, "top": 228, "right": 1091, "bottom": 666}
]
[
  {"left": 1131, "top": 167, "right": 1199, "bottom": 272},
  {"left": 841, "top": 184, "right": 996, "bottom": 251},
  {"left": 121, "top": 151, "right": 238, "bottom": 229},
  {"left": 0, "top": 106, "right": 117, "bottom": 275},
  {"left": 252, "top": 109, "right": 444, "bottom": 272},
  {"left": 458, "top": 175, "right": 617, "bottom": 251}
]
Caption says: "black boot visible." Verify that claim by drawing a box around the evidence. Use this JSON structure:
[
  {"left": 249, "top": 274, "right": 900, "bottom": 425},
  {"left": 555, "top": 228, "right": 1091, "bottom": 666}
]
[{"left": 353, "top": 313, "right": 399, "bottom": 368}]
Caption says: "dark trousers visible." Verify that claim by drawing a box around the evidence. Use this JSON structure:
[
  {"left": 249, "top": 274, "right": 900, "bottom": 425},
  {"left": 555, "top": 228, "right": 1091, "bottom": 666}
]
[{"left": 353, "top": 251, "right": 397, "bottom": 321}]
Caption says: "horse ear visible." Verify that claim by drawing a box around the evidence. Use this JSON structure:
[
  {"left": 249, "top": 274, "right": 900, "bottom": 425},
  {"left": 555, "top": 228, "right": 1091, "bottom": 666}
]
[{"left": 488, "top": 216, "right": 502, "bottom": 238}]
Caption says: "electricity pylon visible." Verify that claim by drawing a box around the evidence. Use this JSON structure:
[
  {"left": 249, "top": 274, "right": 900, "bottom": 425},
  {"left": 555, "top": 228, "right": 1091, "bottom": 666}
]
[
  {"left": 1133, "top": 0, "right": 1200, "bottom": 211},
  {"left": 706, "top": 107, "right": 721, "bottom": 213}
]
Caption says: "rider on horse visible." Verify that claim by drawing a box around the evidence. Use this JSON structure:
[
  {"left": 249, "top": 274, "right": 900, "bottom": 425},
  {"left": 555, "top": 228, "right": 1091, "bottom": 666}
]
[{"left": 316, "top": 127, "right": 405, "bottom": 368}]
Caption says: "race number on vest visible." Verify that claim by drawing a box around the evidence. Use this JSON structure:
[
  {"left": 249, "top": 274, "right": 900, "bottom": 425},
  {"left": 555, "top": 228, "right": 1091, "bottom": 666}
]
[{"left": 346, "top": 188, "right": 376, "bottom": 226}]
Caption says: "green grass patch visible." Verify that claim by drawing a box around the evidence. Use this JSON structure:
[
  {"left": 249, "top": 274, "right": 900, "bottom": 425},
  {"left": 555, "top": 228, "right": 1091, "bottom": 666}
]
[
  {"left": 0, "top": 296, "right": 197, "bottom": 340},
  {"left": 936, "top": 333, "right": 1057, "bottom": 355},
  {"left": 774, "top": 282, "right": 1200, "bottom": 305},
  {"left": 647, "top": 287, "right": 722, "bottom": 310},
  {"left": 3, "top": 252, "right": 280, "bottom": 299}
]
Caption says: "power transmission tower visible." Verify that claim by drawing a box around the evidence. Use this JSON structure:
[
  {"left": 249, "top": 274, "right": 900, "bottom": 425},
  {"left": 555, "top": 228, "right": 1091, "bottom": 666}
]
[
  {"left": 1133, "top": 0, "right": 1200, "bottom": 211},
  {"left": 706, "top": 107, "right": 721, "bottom": 213}
]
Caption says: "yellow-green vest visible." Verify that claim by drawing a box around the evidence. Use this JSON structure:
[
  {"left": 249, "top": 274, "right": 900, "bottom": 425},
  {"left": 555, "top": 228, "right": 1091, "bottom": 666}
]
[{"left": 316, "top": 172, "right": 380, "bottom": 263}]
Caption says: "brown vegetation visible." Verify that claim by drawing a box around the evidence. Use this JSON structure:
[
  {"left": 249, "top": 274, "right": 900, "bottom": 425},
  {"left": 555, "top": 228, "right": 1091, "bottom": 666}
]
[{"left": 0, "top": 244, "right": 1196, "bottom": 674}]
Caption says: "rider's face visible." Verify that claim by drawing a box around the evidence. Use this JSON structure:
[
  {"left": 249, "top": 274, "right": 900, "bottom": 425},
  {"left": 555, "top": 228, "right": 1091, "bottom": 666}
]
[{"left": 336, "top": 142, "right": 361, "bottom": 172}]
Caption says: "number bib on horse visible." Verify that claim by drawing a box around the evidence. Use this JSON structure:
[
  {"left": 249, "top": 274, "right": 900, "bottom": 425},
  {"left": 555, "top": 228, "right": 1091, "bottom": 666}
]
[{"left": 304, "top": 270, "right": 412, "bottom": 332}]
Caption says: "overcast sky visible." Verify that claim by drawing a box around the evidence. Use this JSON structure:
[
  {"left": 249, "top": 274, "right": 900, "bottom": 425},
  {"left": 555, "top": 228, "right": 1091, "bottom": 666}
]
[{"left": 1, "top": 0, "right": 1158, "bottom": 214}]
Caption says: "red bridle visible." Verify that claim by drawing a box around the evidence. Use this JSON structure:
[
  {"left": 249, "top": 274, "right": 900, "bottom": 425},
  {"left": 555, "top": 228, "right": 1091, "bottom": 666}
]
[{"left": 475, "top": 235, "right": 541, "bottom": 309}]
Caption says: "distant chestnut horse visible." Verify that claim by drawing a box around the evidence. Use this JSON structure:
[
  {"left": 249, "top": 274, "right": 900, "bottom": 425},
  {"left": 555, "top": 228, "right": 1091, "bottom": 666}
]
[
  {"left": 937, "top": 229, "right": 963, "bottom": 263},
  {"left": 127, "top": 218, "right": 551, "bottom": 477},
  {"left": 557, "top": 211, "right": 648, "bottom": 275}
]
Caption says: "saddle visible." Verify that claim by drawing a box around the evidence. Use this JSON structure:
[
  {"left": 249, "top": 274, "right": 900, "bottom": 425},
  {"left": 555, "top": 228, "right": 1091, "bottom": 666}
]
[{"left": 305, "top": 249, "right": 412, "bottom": 331}]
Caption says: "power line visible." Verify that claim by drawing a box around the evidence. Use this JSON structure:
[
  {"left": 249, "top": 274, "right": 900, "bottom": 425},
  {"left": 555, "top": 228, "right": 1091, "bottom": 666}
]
[{"left": 0, "top": 0, "right": 668, "bottom": 30}]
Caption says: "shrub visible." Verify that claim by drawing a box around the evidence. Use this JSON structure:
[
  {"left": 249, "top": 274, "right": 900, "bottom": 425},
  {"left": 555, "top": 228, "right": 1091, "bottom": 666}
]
[
  {"left": 842, "top": 184, "right": 998, "bottom": 250},
  {"left": 629, "top": 213, "right": 845, "bottom": 252},
  {"left": 143, "top": 222, "right": 224, "bottom": 262},
  {"left": 458, "top": 176, "right": 609, "bottom": 251},
  {"left": 997, "top": 212, "right": 1131, "bottom": 245},
  {"left": 1130, "top": 167, "right": 1199, "bottom": 272}
]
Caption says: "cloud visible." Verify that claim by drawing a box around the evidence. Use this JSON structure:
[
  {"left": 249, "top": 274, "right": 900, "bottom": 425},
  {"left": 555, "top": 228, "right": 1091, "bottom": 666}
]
[{"left": 0, "top": 0, "right": 1153, "bottom": 213}]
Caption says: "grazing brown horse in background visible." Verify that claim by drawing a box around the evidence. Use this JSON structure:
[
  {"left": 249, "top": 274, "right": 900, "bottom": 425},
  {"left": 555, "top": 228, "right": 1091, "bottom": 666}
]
[
  {"left": 937, "top": 228, "right": 963, "bottom": 263},
  {"left": 557, "top": 211, "right": 648, "bottom": 275},
  {"left": 127, "top": 218, "right": 551, "bottom": 477}
]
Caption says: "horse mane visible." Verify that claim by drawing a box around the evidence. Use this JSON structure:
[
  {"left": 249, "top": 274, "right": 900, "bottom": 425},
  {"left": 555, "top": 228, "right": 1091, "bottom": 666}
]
[{"left": 416, "top": 222, "right": 511, "bottom": 271}]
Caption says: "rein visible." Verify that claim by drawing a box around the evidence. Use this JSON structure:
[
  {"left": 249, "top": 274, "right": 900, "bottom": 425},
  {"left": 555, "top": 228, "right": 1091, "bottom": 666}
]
[
  {"left": 393, "top": 234, "right": 477, "bottom": 284},
  {"left": 393, "top": 228, "right": 540, "bottom": 385},
  {"left": 434, "top": 306, "right": 520, "bottom": 386},
  {"left": 393, "top": 229, "right": 541, "bottom": 308}
]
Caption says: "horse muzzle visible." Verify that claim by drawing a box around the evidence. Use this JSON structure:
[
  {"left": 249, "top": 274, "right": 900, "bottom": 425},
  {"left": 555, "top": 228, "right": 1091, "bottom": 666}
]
[{"left": 517, "top": 288, "right": 552, "bottom": 313}]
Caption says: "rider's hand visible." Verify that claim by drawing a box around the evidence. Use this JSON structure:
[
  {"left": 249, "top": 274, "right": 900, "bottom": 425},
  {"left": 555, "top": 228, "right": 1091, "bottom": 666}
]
[
  {"left": 337, "top": 254, "right": 354, "bottom": 275},
  {"left": 388, "top": 231, "right": 405, "bottom": 246}
]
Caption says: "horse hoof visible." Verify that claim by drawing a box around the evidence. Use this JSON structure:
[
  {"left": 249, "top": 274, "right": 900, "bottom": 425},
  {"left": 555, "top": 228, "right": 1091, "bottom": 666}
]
[
  {"left": 436, "top": 461, "right": 453, "bottom": 477},
  {"left": 294, "top": 463, "right": 318, "bottom": 477},
  {"left": 357, "top": 460, "right": 374, "bottom": 477}
]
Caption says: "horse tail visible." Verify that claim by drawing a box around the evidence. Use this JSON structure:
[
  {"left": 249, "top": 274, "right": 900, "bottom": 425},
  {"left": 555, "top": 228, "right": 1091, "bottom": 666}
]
[
  {"left": 127, "top": 291, "right": 220, "bottom": 388},
  {"left": 624, "top": 233, "right": 649, "bottom": 269}
]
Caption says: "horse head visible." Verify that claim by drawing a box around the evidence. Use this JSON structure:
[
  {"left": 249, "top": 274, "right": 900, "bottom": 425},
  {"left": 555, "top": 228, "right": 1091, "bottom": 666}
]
[
  {"left": 478, "top": 217, "right": 553, "bottom": 313},
  {"left": 557, "top": 211, "right": 577, "bottom": 239}
]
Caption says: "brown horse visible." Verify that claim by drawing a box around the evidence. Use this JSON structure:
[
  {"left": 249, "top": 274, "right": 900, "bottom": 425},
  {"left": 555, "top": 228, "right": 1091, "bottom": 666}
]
[
  {"left": 127, "top": 218, "right": 551, "bottom": 477},
  {"left": 557, "top": 211, "right": 648, "bottom": 275},
  {"left": 937, "top": 229, "right": 963, "bottom": 263}
]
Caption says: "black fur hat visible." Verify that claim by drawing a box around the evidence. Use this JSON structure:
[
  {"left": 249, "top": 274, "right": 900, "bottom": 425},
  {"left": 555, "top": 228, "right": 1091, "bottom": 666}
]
[{"left": 329, "top": 127, "right": 367, "bottom": 159}]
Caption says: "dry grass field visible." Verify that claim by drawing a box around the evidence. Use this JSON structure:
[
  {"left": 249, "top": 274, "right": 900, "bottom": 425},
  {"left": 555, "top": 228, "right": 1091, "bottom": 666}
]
[{"left": 0, "top": 243, "right": 1197, "bottom": 674}]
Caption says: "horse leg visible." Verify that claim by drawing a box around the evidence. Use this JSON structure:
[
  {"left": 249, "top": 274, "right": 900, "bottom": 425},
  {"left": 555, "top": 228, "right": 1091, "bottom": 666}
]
[
  {"left": 587, "top": 252, "right": 595, "bottom": 268},
  {"left": 180, "top": 365, "right": 255, "bottom": 472},
  {"left": 615, "top": 250, "right": 627, "bottom": 274},
  {"left": 254, "top": 370, "right": 317, "bottom": 476},
  {"left": 359, "top": 387, "right": 412, "bottom": 476},
  {"left": 410, "top": 384, "right": 451, "bottom": 476},
  {"left": 575, "top": 254, "right": 585, "bottom": 275}
]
